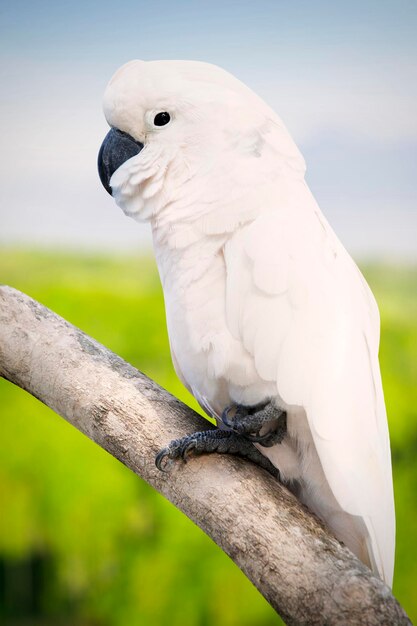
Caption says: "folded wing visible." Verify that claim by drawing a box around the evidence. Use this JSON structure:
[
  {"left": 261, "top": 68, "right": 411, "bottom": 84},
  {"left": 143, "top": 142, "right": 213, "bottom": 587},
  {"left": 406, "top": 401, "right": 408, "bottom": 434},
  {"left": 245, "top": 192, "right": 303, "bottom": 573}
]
[{"left": 224, "top": 186, "right": 395, "bottom": 585}]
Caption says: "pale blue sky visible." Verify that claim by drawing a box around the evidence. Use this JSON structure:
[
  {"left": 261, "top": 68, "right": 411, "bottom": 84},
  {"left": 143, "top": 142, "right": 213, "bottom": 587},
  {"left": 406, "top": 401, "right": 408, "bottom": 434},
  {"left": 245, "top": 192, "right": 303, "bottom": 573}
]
[{"left": 0, "top": 0, "right": 416, "bottom": 258}]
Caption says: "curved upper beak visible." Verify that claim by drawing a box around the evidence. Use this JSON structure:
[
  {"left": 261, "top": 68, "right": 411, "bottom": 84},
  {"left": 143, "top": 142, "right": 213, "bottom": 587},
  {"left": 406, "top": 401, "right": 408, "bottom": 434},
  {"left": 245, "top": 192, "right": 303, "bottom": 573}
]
[{"left": 98, "top": 128, "right": 144, "bottom": 195}]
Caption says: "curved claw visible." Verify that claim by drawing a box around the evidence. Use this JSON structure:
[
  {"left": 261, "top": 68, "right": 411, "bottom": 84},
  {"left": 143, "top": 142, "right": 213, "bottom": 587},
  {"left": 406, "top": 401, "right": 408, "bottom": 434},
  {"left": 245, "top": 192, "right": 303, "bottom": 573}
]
[
  {"left": 181, "top": 442, "right": 196, "bottom": 462},
  {"left": 244, "top": 431, "right": 273, "bottom": 443},
  {"left": 222, "top": 406, "right": 265, "bottom": 440},
  {"left": 244, "top": 428, "right": 286, "bottom": 447},
  {"left": 220, "top": 405, "right": 235, "bottom": 429},
  {"left": 155, "top": 447, "right": 171, "bottom": 471},
  {"left": 243, "top": 432, "right": 266, "bottom": 443},
  {"left": 155, "top": 439, "right": 198, "bottom": 472}
]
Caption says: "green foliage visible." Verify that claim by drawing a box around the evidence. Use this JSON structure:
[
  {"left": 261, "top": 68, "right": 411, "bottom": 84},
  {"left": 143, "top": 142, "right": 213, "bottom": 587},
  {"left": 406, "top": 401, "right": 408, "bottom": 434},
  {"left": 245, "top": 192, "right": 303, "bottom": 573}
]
[
  {"left": 361, "top": 264, "right": 417, "bottom": 615},
  {"left": 0, "top": 249, "right": 416, "bottom": 624}
]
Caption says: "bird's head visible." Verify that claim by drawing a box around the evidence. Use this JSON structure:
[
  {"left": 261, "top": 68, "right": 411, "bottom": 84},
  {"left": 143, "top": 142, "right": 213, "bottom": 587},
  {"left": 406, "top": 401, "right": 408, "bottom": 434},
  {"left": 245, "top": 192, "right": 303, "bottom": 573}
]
[{"left": 98, "top": 60, "right": 304, "bottom": 228}]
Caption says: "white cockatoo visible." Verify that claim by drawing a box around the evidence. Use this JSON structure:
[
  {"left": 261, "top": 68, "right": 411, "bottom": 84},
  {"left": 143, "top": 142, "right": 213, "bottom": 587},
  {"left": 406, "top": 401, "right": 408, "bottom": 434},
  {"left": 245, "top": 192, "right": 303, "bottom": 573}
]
[{"left": 98, "top": 59, "right": 395, "bottom": 586}]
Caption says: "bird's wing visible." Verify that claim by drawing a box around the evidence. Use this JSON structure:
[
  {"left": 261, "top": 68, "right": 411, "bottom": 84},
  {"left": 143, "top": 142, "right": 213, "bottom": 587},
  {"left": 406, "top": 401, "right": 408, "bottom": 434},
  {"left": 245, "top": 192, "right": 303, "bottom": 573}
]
[{"left": 223, "top": 182, "right": 395, "bottom": 585}]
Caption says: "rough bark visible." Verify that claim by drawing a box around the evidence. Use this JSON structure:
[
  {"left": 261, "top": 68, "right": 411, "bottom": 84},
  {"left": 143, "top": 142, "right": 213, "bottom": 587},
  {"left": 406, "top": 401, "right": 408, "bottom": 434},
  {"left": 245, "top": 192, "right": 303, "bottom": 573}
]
[{"left": 0, "top": 285, "right": 411, "bottom": 626}]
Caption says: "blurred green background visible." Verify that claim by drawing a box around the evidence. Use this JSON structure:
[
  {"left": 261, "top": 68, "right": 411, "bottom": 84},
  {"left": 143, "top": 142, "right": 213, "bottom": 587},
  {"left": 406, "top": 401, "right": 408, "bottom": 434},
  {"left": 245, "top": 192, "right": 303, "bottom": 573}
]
[{"left": 0, "top": 248, "right": 416, "bottom": 625}]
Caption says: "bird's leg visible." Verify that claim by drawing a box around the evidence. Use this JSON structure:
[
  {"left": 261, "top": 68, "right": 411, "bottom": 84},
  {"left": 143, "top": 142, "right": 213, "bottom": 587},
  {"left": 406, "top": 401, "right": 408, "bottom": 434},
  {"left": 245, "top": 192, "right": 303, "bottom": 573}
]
[
  {"left": 155, "top": 429, "right": 280, "bottom": 478},
  {"left": 221, "top": 401, "right": 287, "bottom": 447}
]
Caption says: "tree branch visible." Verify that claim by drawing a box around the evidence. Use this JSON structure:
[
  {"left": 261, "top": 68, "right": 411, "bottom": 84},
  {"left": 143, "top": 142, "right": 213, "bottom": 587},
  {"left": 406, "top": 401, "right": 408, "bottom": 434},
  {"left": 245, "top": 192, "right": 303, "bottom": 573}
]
[{"left": 0, "top": 286, "right": 411, "bottom": 625}]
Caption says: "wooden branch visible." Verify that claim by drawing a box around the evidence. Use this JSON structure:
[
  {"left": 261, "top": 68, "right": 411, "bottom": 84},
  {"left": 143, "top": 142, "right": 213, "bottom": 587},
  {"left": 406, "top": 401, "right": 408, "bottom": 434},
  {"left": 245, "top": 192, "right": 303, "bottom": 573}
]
[{"left": 0, "top": 285, "right": 411, "bottom": 626}]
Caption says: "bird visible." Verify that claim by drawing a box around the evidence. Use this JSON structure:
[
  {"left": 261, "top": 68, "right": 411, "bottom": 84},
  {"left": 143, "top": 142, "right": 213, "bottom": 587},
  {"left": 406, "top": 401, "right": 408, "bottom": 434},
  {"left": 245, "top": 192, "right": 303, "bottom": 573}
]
[{"left": 97, "top": 59, "right": 395, "bottom": 587}]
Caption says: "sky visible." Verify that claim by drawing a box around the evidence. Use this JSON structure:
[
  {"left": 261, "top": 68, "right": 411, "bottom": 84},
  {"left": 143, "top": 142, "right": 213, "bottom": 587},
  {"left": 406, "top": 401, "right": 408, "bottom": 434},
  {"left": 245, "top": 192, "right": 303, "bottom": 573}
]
[{"left": 0, "top": 0, "right": 416, "bottom": 260}]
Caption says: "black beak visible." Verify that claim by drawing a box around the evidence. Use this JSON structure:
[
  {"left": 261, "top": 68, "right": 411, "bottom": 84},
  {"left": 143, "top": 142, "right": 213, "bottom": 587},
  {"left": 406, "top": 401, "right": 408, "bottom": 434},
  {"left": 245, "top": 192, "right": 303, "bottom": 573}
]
[{"left": 98, "top": 128, "right": 144, "bottom": 195}]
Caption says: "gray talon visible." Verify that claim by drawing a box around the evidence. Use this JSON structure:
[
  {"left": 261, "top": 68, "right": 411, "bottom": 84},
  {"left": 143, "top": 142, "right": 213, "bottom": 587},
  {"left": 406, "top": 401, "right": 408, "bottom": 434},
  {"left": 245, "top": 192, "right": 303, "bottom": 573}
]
[
  {"left": 220, "top": 401, "right": 287, "bottom": 447},
  {"left": 155, "top": 429, "right": 280, "bottom": 479},
  {"left": 220, "top": 407, "right": 232, "bottom": 429},
  {"left": 155, "top": 447, "right": 171, "bottom": 471}
]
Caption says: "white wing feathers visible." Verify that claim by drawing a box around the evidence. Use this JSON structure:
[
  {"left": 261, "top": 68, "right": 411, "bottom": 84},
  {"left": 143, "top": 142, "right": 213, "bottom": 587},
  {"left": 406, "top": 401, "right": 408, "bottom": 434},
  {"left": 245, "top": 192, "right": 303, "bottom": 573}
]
[{"left": 223, "top": 183, "right": 395, "bottom": 586}]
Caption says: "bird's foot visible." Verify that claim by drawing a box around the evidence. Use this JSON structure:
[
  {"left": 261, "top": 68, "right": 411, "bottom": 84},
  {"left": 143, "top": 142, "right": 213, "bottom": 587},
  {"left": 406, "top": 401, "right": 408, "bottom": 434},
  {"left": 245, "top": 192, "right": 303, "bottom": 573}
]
[
  {"left": 221, "top": 401, "right": 287, "bottom": 447},
  {"left": 155, "top": 429, "right": 280, "bottom": 478}
]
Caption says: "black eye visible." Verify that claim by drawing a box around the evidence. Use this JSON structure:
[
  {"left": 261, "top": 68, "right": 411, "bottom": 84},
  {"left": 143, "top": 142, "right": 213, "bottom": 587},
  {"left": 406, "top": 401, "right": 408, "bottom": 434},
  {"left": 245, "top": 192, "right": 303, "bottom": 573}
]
[{"left": 153, "top": 112, "right": 171, "bottom": 126}]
